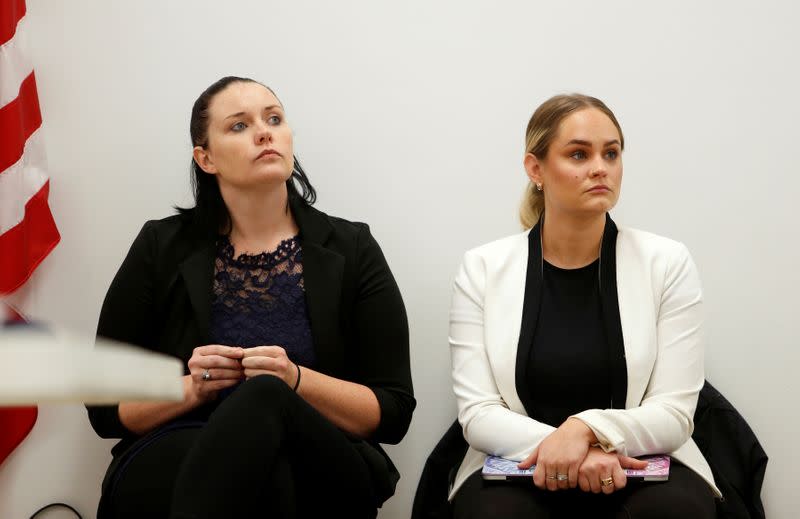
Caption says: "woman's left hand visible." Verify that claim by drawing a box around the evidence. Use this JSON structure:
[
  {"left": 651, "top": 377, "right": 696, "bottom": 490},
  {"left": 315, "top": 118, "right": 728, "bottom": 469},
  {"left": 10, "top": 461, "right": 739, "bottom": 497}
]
[
  {"left": 518, "top": 417, "right": 596, "bottom": 491},
  {"left": 577, "top": 447, "right": 649, "bottom": 494},
  {"left": 241, "top": 346, "right": 299, "bottom": 389}
]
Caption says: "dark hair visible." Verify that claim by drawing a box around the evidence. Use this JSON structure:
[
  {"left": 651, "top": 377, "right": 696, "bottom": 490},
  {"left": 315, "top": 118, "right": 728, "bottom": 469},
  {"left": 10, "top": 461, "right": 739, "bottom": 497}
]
[{"left": 176, "top": 76, "right": 316, "bottom": 234}]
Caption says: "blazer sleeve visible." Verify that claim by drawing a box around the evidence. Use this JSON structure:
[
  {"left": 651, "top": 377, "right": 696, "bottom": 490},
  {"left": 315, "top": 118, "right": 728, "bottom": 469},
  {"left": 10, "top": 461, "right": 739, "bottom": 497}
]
[
  {"left": 573, "top": 243, "right": 705, "bottom": 456},
  {"left": 85, "top": 221, "right": 159, "bottom": 439},
  {"left": 450, "top": 250, "right": 556, "bottom": 461},
  {"left": 352, "top": 224, "right": 415, "bottom": 445}
]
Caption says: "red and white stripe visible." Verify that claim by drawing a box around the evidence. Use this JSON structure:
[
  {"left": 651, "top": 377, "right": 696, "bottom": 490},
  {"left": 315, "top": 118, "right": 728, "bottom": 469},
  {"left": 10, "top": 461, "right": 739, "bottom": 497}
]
[{"left": 0, "top": 0, "right": 59, "bottom": 294}]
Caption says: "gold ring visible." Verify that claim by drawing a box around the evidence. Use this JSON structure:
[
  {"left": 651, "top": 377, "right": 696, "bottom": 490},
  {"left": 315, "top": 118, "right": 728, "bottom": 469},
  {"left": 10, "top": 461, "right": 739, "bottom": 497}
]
[
  {"left": 600, "top": 476, "right": 614, "bottom": 487},
  {"left": 546, "top": 475, "right": 558, "bottom": 480}
]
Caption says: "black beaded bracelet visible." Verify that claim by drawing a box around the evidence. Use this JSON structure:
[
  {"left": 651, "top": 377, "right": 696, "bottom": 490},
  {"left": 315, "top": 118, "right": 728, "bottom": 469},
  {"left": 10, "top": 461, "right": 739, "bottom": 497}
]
[{"left": 292, "top": 362, "right": 301, "bottom": 392}]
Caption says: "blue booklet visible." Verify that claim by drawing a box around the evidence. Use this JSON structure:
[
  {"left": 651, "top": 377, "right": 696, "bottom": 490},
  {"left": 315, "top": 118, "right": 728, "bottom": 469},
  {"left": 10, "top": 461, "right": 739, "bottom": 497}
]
[{"left": 481, "top": 455, "right": 670, "bottom": 481}]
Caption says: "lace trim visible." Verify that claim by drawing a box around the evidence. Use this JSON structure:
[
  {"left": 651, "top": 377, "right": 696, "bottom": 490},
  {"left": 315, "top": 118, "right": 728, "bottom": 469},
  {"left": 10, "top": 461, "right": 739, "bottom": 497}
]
[
  {"left": 210, "top": 232, "right": 313, "bottom": 366},
  {"left": 217, "top": 234, "right": 301, "bottom": 268}
]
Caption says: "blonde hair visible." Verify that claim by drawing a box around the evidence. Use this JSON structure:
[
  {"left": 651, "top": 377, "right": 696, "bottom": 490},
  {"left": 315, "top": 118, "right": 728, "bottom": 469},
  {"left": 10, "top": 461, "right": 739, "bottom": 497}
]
[{"left": 519, "top": 94, "right": 625, "bottom": 228}]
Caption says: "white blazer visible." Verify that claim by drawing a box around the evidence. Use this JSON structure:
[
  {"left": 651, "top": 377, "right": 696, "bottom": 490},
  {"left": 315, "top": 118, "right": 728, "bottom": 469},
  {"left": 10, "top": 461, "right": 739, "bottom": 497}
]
[{"left": 448, "top": 222, "right": 720, "bottom": 500}]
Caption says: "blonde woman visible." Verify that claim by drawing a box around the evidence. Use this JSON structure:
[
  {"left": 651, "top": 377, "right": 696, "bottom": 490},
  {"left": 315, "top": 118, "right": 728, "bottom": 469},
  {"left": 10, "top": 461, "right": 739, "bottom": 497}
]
[{"left": 448, "top": 94, "right": 719, "bottom": 518}]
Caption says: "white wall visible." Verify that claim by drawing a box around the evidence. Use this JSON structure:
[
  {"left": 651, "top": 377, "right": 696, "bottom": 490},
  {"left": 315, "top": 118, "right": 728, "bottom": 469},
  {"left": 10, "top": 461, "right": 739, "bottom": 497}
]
[{"left": 1, "top": 1, "right": 797, "bottom": 517}]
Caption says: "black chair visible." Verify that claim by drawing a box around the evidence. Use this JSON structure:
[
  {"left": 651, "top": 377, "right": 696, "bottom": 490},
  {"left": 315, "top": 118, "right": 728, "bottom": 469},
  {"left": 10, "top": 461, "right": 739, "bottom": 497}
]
[
  {"left": 692, "top": 381, "right": 767, "bottom": 519},
  {"left": 410, "top": 420, "right": 467, "bottom": 519},
  {"left": 411, "top": 381, "right": 767, "bottom": 519}
]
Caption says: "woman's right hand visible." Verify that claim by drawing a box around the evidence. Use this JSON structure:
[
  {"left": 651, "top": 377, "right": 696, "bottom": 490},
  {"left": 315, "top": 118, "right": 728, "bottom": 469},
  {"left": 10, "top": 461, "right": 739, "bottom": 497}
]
[
  {"left": 519, "top": 417, "right": 595, "bottom": 491},
  {"left": 186, "top": 344, "right": 245, "bottom": 404}
]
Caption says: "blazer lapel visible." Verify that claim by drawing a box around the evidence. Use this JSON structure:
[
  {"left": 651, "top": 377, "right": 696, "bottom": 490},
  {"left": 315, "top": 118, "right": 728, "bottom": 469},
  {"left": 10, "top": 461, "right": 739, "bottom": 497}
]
[
  {"left": 291, "top": 198, "right": 346, "bottom": 375},
  {"left": 599, "top": 214, "right": 628, "bottom": 409},
  {"left": 515, "top": 222, "right": 543, "bottom": 418},
  {"left": 178, "top": 241, "right": 215, "bottom": 347}
]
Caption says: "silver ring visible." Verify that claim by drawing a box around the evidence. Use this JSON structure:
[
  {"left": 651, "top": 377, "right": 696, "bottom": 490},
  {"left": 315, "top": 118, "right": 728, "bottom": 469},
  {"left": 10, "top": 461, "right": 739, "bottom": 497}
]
[
  {"left": 201, "top": 369, "right": 211, "bottom": 381},
  {"left": 556, "top": 473, "right": 569, "bottom": 481}
]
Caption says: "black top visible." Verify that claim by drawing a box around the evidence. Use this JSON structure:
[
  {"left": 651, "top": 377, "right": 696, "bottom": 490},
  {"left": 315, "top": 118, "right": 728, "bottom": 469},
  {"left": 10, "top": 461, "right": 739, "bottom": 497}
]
[
  {"left": 86, "top": 198, "right": 415, "bottom": 460},
  {"left": 211, "top": 234, "right": 315, "bottom": 367},
  {"left": 515, "top": 216, "right": 628, "bottom": 422},
  {"left": 527, "top": 259, "right": 613, "bottom": 427},
  {"left": 210, "top": 234, "right": 316, "bottom": 401}
]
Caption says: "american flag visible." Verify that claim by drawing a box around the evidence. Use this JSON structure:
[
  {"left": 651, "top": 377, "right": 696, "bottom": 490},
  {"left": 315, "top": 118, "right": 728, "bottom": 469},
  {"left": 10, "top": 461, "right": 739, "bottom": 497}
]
[
  {"left": 1, "top": 0, "right": 59, "bottom": 294},
  {"left": 0, "top": 0, "right": 59, "bottom": 467}
]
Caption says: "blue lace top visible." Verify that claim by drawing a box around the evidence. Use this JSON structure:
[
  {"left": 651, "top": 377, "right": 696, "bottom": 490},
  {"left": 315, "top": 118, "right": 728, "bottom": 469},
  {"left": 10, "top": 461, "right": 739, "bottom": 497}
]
[{"left": 209, "top": 235, "right": 316, "bottom": 369}]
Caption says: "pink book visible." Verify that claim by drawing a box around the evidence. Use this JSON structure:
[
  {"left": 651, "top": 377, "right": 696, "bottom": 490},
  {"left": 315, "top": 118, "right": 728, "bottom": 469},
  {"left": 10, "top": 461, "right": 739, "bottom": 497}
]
[{"left": 482, "top": 455, "right": 670, "bottom": 481}]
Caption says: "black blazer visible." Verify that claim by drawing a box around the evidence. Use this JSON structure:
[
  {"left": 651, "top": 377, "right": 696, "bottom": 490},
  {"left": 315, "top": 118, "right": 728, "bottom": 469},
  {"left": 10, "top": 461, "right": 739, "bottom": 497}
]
[{"left": 86, "top": 198, "right": 415, "bottom": 462}]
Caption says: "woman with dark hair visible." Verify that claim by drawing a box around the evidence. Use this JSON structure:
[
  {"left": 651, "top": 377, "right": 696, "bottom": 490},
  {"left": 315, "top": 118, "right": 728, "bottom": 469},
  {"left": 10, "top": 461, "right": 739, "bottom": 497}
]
[
  {"left": 447, "top": 94, "right": 719, "bottom": 518},
  {"left": 86, "top": 76, "right": 415, "bottom": 519}
]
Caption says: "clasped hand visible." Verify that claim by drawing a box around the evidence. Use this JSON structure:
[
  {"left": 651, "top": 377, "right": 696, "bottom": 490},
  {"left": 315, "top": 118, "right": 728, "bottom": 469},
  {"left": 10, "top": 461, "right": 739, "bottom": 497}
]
[
  {"left": 240, "top": 345, "right": 298, "bottom": 387},
  {"left": 186, "top": 344, "right": 298, "bottom": 404},
  {"left": 517, "top": 418, "right": 647, "bottom": 494}
]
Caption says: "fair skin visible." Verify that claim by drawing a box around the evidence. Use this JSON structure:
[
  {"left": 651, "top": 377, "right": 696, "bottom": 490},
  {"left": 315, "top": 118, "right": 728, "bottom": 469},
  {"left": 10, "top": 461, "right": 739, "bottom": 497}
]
[
  {"left": 524, "top": 107, "right": 623, "bottom": 269},
  {"left": 119, "top": 82, "right": 380, "bottom": 439},
  {"left": 517, "top": 107, "right": 647, "bottom": 493}
]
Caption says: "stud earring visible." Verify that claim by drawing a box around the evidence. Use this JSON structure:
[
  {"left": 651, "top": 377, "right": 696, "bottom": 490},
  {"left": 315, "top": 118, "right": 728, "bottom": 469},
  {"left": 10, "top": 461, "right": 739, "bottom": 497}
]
[{"left": 536, "top": 183, "right": 543, "bottom": 192}]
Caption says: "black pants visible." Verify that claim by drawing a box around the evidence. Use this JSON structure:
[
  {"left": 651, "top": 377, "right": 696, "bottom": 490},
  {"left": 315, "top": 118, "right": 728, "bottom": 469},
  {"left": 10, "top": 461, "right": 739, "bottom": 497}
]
[
  {"left": 103, "top": 375, "right": 378, "bottom": 519},
  {"left": 452, "top": 461, "right": 716, "bottom": 519}
]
